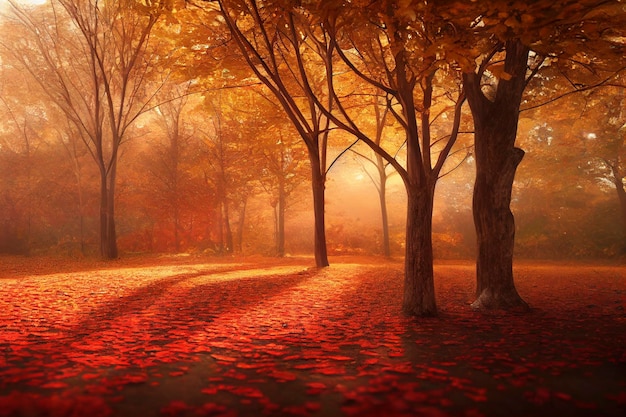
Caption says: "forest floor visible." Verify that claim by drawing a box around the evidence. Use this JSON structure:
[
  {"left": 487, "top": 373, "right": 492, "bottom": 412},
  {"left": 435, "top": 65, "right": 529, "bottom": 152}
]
[{"left": 0, "top": 254, "right": 624, "bottom": 417}]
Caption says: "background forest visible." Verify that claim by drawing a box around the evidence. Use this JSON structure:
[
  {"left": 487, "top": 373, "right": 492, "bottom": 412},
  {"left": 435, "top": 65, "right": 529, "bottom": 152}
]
[{"left": 0, "top": 0, "right": 624, "bottom": 261}]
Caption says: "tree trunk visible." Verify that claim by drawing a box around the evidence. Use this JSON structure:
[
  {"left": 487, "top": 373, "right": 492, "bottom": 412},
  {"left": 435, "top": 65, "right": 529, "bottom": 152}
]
[
  {"left": 277, "top": 179, "right": 286, "bottom": 257},
  {"left": 611, "top": 165, "right": 626, "bottom": 253},
  {"left": 310, "top": 154, "right": 329, "bottom": 267},
  {"left": 105, "top": 178, "right": 118, "bottom": 259},
  {"left": 70, "top": 149, "right": 87, "bottom": 255},
  {"left": 174, "top": 201, "right": 180, "bottom": 252},
  {"left": 99, "top": 170, "right": 109, "bottom": 259},
  {"left": 619, "top": 187, "right": 626, "bottom": 253},
  {"left": 463, "top": 40, "right": 529, "bottom": 310},
  {"left": 77, "top": 176, "right": 86, "bottom": 256},
  {"left": 377, "top": 155, "right": 391, "bottom": 257},
  {"left": 402, "top": 184, "right": 437, "bottom": 316},
  {"left": 99, "top": 168, "right": 118, "bottom": 260},
  {"left": 217, "top": 198, "right": 224, "bottom": 254},
  {"left": 236, "top": 197, "right": 247, "bottom": 253},
  {"left": 472, "top": 146, "right": 526, "bottom": 309},
  {"left": 223, "top": 202, "right": 233, "bottom": 254}
]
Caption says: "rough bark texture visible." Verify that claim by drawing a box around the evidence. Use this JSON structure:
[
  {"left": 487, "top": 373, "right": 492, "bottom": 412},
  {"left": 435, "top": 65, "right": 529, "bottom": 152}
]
[
  {"left": 463, "top": 40, "right": 529, "bottom": 311},
  {"left": 402, "top": 185, "right": 437, "bottom": 317}
]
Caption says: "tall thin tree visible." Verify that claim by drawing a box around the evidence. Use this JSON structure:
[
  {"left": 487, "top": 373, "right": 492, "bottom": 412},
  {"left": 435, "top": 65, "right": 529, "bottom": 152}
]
[{"left": 3, "top": 0, "right": 171, "bottom": 258}]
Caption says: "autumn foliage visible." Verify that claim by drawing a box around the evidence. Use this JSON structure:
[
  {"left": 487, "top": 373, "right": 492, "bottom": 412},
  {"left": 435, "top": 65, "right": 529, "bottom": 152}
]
[{"left": 0, "top": 255, "right": 624, "bottom": 416}]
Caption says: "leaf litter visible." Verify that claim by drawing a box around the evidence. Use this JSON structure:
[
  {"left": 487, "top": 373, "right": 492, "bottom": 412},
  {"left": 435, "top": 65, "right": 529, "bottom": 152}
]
[{"left": 0, "top": 255, "right": 624, "bottom": 416}]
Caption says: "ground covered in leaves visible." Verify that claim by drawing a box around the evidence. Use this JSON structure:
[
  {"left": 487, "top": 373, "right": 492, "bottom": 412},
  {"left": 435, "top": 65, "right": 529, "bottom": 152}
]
[{"left": 0, "top": 254, "right": 624, "bottom": 417}]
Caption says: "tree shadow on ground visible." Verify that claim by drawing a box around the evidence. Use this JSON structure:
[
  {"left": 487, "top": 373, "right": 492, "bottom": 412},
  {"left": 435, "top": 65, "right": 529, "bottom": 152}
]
[{"left": 1, "top": 263, "right": 318, "bottom": 390}]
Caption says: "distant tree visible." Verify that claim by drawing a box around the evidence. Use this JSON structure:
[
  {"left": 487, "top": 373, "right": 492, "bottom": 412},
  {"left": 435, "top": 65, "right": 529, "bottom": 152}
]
[
  {"left": 511, "top": 86, "right": 624, "bottom": 259},
  {"left": 260, "top": 125, "right": 308, "bottom": 257},
  {"left": 574, "top": 82, "right": 626, "bottom": 252},
  {"left": 349, "top": 96, "right": 404, "bottom": 258},
  {"left": 199, "top": 88, "right": 261, "bottom": 254},
  {"left": 1, "top": 0, "right": 173, "bottom": 259},
  {"left": 1, "top": 59, "right": 101, "bottom": 255},
  {"left": 219, "top": 87, "right": 309, "bottom": 257},
  {"left": 54, "top": 117, "right": 95, "bottom": 255},
  {"left": 0, "top": 90, "right": 43, "bottom": 254},
  {"left": 148, "top": 82, "right": 196, "bottom": 252}
]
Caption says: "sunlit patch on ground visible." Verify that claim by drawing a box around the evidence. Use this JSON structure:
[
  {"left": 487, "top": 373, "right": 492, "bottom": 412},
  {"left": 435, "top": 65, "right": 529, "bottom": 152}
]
[{"left": 0, "top": 256, "right": 624, "bottom": 416}]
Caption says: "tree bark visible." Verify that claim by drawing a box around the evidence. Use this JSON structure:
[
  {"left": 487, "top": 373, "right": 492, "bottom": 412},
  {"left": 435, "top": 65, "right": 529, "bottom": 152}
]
[
  {"left": 463, "top": 39, "right": 529, "bottom": 310},
  {"left": 472, "top": 146, "right": 525, "bottom": 309},
  {"left": 310, "top": 153, "right": 329, "bottom": 267},
  {"left": 105, "top": 172, "right": 118, "bottom": 259},
  {"left": 403, "top": 184, "right": 437, "bottom": 316},
  {"left": 99, "top": 166, "right": 118, "bottom": 260}
]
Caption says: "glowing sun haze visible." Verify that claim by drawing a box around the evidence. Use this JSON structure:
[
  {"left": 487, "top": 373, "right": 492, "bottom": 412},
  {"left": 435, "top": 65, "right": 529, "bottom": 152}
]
[{"left": 0, "top": 0, "right": 47, "bottom": 6}]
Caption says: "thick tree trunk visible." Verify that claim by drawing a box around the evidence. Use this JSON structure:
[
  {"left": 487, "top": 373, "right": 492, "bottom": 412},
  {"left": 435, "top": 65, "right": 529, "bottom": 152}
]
[
  {"left": 402, "top": 184, "right": 437, "bottom": 316},
  {"left": 310, "top": 156, "right": 329, "bottom": 267},
  {"left": 464, "top": 39, "right": 529, "bottom": 311},
  {"left": 472, "top": 146, "right": 526, "bottom": 309}
]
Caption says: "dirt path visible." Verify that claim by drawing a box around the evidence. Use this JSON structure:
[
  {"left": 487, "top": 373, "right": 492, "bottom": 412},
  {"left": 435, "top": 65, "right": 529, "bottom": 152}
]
[{"left": 0, "top": 255, "right": 624, "bottom": 416}]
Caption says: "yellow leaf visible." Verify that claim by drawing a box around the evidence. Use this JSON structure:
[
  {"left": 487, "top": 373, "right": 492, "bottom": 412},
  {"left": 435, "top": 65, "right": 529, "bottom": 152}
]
[{"left": 489, "top": 63, "right": 513, "bottom": 81}]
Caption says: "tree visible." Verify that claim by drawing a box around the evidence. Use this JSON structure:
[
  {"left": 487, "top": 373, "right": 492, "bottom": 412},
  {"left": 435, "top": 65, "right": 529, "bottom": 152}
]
[
  {"left": 571, "top": 81, "right": 626, "bottom": 253},
  {"left": 203, "top": 0, "right": 336, "bottom": 267},
  {"left": 250, "top": 95, "right": 308, "bottom": 257},
  {"left": 0, "top": 84, "right": 44, "bottom": 254},
  {"left": 2, "top": 0, "right": 172, "bottom": 259},
  {"left": 0, "top": 94, "right": 40, "bottom": 254},
  {"left": 349, "top": 97, "right": 404, "bottom": 258},
  {"left": 462, "top": 40, "right": 531, "bottom": 309},
  {"left": 205, "top": 0, "right": 471, "bottom": 315},
  {"left": 146, "top": 82, "right": 197, "bottom": 252},
  {"left": 199, "top": 88, "right": 262, "bottom": 254},
  {"left": 501, "top": 100, "right": 626, "bottom": 260},
  {"left": 309, "top": 0, "right": 470, "bottom": 316},
  {"left": 55, "top": 117, "right": 95, "bottom": 255},
  {"left": 264, "top": 132, "right": 308, "bottom": 256},
  {"left": 450, "top": 0, "right": 626, "bottom": 309}
]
